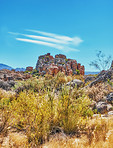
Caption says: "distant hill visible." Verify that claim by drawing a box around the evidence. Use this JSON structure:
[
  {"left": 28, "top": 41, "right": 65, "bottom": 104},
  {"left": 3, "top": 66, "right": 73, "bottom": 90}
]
[
  {"left": 0, "top": 63, "right": 13, "bottom": 70},
  {"left": 0, "top": 63, "right": 25, "bottom": 71},
  {"left": 15, "top": 68, "right": 25, "bottom": 72},
  {"left": 85, "top": 71, "right": 99, "bottom": 75}
]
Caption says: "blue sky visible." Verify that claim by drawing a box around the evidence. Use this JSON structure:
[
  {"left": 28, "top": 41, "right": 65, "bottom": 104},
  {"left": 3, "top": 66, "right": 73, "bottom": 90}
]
[{"left": 0, "top": 0, "right": 113, "bottom": 71}]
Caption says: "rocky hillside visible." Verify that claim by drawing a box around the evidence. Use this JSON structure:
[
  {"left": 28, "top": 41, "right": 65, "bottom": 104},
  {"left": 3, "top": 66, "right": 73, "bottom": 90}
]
[
  {"left": 0, "top": 69, "right": 32, "bottom": 91},
  {"left": 36, "top": 53, "right": 85, "bottom": 76}
]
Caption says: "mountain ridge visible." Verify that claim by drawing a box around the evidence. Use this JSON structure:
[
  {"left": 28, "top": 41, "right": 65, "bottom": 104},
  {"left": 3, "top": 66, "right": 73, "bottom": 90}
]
[
  {"left": 0, "top": 63, "right": 25, "bottom": 71},
  {"left": 0, "top": 63, "right": 13, "bottom": 70}
]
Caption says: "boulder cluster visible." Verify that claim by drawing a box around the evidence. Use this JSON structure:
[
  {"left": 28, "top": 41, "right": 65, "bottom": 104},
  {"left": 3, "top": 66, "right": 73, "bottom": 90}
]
[
  {"left": 0, "top": 69, "right": 32, "bottom": 91},
  {"left": 36, "top": 53, "right": 85, "bottom": 76},
  {"left": 84, "top": 61, "right": 113, "bottom": 114},
  {"left": 0, "top": 69, "right": 31, "bottom": 81},
  {"left": 87, "top": 60, "right": 113, "bottom": 87}
]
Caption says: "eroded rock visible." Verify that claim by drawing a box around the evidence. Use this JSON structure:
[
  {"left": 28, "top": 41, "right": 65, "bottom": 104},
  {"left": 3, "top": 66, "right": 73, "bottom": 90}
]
[
  {"left": 85, "top": 76, "right": 96, "bottom": 83},
  {"left": 89, "top": 67, "right": 113, "bottom": 87},
  {"left": 36, "top": 53, "right": 85, "bottom": 76},
  {"left": 0, "top": 80, "right": 16, "bottom": 91},
  {"left": 95, "top": 101, "right": 113, "bottom": 114},
  {"left": 66, "top": 79, "right": 84, "bottom": 87},
  {"left": 106, "top": 93, "right": 113, "bottom": 104}
]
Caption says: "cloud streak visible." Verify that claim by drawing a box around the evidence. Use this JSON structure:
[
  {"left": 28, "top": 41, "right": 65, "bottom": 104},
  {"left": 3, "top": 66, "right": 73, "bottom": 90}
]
[
  {"left": 26, "top": 29, "right": 72, "bottom": 41},
  {"left": 16, "top": 38, "right": 79, "bottom": 52},
  {"left": 9, "top": 29, "right": 83, "bottom": 52},
  {"left": 17, "top": 33, "right": 69, "bottom": 44},
  {"left": 26, "top": 29, "right": 83, "bottom": 46},
  {"left": 16, "top": 38, "right": 63, "bottom": 49}
]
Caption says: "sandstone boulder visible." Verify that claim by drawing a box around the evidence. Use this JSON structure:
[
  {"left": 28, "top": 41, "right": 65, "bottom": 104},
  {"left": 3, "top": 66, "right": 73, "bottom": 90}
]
[
  {"left": 85, "top": 76, "right": 96, "bottom": 83},
  {"left": 89, "top": 68, "right": 113, "bottom": 87},
  {"left": 0, "top": 80, "right": 10, "bottom": 91},
  {"left": 106, "top": 93, "right": 113, "bottom": 104},
  {"left": 95, "top": 101, "right": 113, "bottom": 114},
  {"left": 0, "top": 69, "right": 32, "bottom": 81},
  {"left": 26, "top": 66, "right": 33, "bottom": 71},
  {"left": 0, "top": 80, "right": 15, "bottom": 91},
  {"left": 110, "top": 60, "right": 113, "bottom": 70},
  {"left": 66, "top": 79, "right": 83, "bottom": 87},
  {"left": 108, "top": 111, "right": 113, "bottom": 116}
]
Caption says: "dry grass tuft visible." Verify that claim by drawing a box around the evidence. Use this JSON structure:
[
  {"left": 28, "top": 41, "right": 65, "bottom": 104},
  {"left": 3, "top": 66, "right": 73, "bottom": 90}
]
[
  {"left": 0, "top": 88, "right": 15, "bottom": 100},
  {"left": 42, "top": 116, "right": 113, "bottom": 148},
  {"left": 85, "top": 83, "right": 113, "bottom": 101},
  {"left": 9, "top": 132, "right": 28, "bottom": 148}
]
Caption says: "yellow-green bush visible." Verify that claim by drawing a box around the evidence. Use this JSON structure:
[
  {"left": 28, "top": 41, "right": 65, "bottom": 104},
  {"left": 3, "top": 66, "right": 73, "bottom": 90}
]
[
  {"left": 0, "top": 86, "right": 92, "bottom": 146},
  {"left": 56, "top": 86, "right": 93, "bottom": 134},
  {"left": 0, "top": 75, "right": 93, "bottom": 146},
  {"left": 8, "top": 91, "right": 51, "bottom": 145}
]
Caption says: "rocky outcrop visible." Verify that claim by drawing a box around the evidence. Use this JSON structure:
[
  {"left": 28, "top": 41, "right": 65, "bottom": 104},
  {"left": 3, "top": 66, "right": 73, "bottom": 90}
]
[
  {"left": 88, "top": 63, "right": 113, "bottom": 87},
  {"left": 0, "top": 69, "right": 32, "bottom": 90},
  {"left": 36, "top": 53, "right": 85, "bottom": 76},
  {"left": 0, "top": 80, "right": 15, "bottom": 91},
  {"left": 106, "top": 93, "right": 113, "bottom": 104},
  {"left": 95, "top": 101, "right": 113, "bottom": 114},
  {"left": 85, "top": 76, "right": 96, "bottom": 83},
  {"left": 110, "top": 60, "right": 113, "bottom": 70},
  {"left": 108, "top": 111, "right": 113, "bottom": 116},
  {"left": 0, "top": 69, "right": 32, "bottom": 81},
  {"left": 26, "top": 66, "right": 33, "bottom": 71},
  {"left": 66, "top": 79, "right": 84, "bottom": 88}
]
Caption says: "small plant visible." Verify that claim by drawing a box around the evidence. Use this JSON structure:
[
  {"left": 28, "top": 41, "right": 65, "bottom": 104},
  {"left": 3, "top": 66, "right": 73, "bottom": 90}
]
[
  {"left": 108, "top": 79, "right": 113, "bottom": 87},
  {"left": 76, "top": 69, "right": 80, "bottom": 75}
]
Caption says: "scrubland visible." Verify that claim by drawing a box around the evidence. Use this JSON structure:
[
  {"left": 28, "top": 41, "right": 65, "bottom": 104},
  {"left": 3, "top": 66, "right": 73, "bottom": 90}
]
[{"left": 0, "top": 72, "right": 113, "bottom": 147}]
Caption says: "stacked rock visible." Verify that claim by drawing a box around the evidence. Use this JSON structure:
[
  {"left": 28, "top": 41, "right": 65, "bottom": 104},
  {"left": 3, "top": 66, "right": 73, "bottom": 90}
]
[{"left": 36, "top": 53, "right": 85, "bottom": 76}]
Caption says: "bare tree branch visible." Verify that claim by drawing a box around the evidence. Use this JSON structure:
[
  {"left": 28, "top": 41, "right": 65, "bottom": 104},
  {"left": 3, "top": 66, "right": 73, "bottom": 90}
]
[{"left": 89, "top": 51, "right": 112, "bottom": 71}]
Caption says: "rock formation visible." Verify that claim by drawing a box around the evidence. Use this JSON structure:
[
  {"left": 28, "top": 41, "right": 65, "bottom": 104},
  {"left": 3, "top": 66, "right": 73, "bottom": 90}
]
[
  {"left": 88, "top": 61, "right": 113, "bottom": 87},
  {"left": 26, "top": 66, "right": 33, "bottom": 71},
  {"left": 36, "top": 53, "right": 85, "bottom": 76},
  {"left": 0, "top": 69, "right": 32, "bottom": 81},
  {"left": 111, "top": 60, "right": 113, "bottom": 70}
]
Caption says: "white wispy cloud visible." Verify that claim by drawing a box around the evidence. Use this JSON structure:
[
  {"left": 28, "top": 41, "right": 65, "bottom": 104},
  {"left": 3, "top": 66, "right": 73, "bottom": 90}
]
[
  {"left": 16, "top": 33, "right": 69, "bottom": 44},
  {"left": 9, "top": 29, "right": 83, "bottom": 52},
  {"left": 16, "top": 38, "right": 63, "bottom": 49},
  {"left": 26, "top": 29, "right": 83, "bottom": 46},
  {"left": 16, "top": 38, "right": 79, "bottom": 52},
  {"left": 26, "top": 29, "right": 72, "bottom": 41}
]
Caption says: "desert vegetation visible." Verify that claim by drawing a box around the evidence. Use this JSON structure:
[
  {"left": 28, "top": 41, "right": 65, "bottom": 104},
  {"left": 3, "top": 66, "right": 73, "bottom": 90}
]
[{"left": 0, "top": 69, "right": 113, "bottom": 147}]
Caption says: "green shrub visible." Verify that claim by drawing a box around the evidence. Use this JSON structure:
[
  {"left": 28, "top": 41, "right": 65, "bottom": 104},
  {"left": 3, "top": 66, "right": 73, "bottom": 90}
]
[
  {"left": 108, "top": 79, "right": 113, "bottom": 87},
  {"left": 56, "top": 86, "right": 93, "bottom": 134},
  {"left": 76, "top": 69, "right": 80, "bottom": 75}
]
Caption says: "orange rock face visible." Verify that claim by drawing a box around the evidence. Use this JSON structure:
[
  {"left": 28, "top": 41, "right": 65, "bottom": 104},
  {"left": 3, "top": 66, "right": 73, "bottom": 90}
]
[
  {"left": 26, "top": 67, "right": 33, "bottom": 71},
  {"left": 55, "top": 54, "right": 66, "bottom": 59},
  {"left": 36, "top": 53, "right": 85, "bottom": 76}
]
